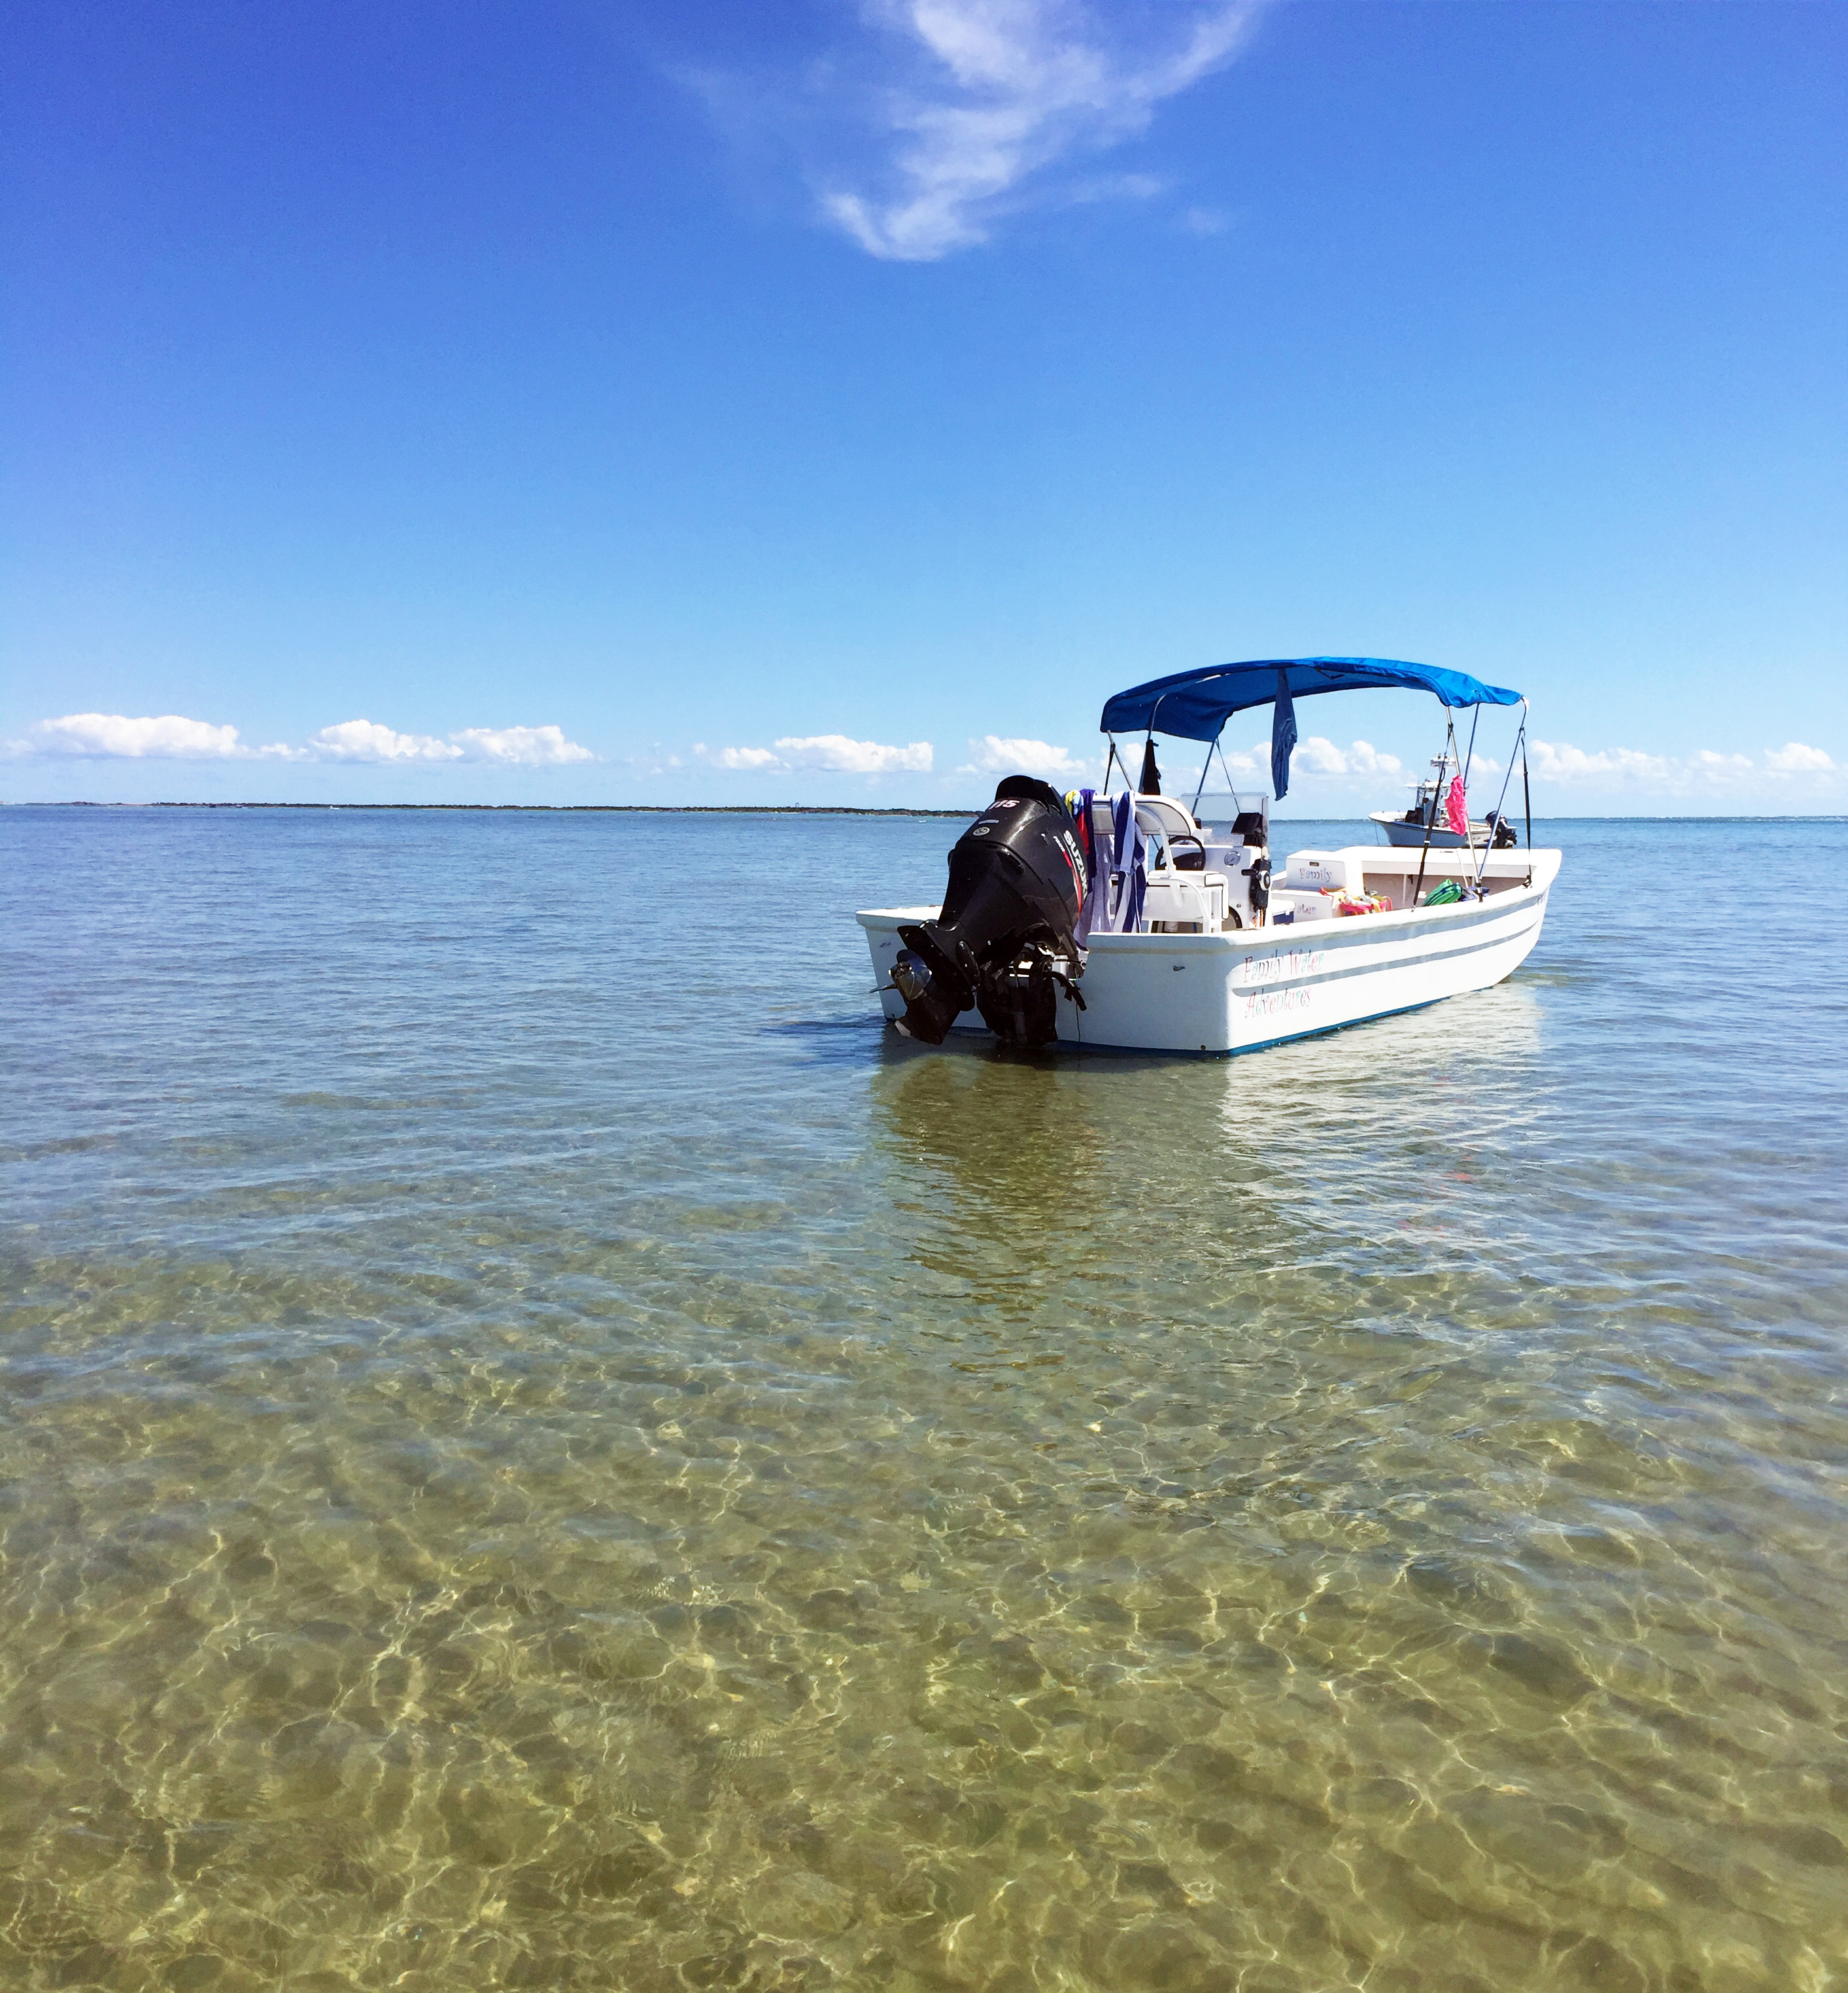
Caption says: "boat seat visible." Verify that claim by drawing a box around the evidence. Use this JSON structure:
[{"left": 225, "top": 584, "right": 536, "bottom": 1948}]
[
  {"left": 1133, "top": 797, "right": 1203, "bottom": 843},
  {"left": 1142, "top": 872, "right": 1225, "bottom": 932}
]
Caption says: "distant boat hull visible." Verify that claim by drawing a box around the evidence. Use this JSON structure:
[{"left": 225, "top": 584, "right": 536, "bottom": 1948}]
[
  {"left": 1369, "top": 810, "right": 1490, "bottom": 848},
  {"left": 860, "top": 850, "right": 1559, "bottom": 1055}
]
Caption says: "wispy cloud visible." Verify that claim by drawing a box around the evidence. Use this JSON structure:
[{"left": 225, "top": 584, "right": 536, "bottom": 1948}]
[
  {"left": 753, "top": 0, "right": 1263, "bottom": 262},
  {"left": 12, "top": 713, "right": 594, "bottom": 766},
  {"left": 696, "top": 734, "right": 934, "bottom": 774},
  {"left": 959, "top": 733, "right": 1090, "bottom": 780}
]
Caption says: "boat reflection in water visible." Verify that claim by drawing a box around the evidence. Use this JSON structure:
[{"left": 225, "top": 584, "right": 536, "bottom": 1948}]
[{"left": 870, "top": 975, "right": 1545, "bottom": 1308}]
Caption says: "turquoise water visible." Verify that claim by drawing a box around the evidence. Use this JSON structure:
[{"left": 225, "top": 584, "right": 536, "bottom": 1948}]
[{"left": 3, "top": 806, "right": 1845, "bottom": 1993}]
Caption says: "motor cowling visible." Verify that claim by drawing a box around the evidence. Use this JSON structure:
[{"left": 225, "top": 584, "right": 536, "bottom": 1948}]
[{"left": 891, "top": 777, "right": 1087, "bottom": 1049}]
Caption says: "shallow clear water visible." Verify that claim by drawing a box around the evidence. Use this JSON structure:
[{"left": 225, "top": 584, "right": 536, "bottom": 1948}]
[{"left": 2, "top": 805, "right": 1845, "bottom": 1993}]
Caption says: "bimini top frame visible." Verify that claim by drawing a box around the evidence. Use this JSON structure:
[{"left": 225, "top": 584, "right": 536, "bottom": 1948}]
[
  {"left": 1100, "top": 656, "right": 1522, "bottom": 743},
  {"left": 1099, "top": 653, "right": 1528, "bottom": 811}
]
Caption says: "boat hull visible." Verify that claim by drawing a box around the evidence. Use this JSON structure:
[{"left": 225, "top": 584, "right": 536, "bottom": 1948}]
[
  {"left": 859, "top": 850, "right": 1558, "bottom": 1055},
  {"left": 1369, "top": 811, "right": 1488, "bottom": 848}
]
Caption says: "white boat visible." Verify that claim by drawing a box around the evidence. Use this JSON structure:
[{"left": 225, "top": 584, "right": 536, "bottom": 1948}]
[
  {"left": 1369, "top": 755, "right": 1501, "bottom": 847},
  {"left": 859, "top": 655, "right": 1557, "bottom": 1057}
]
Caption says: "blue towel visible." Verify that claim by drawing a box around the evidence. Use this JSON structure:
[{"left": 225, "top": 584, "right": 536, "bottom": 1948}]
[
  {"left": 1271, "top": 668, "right": 1297, "bottom": 801},
  {"left": 1074, "top": 787, "right": 1098, "bottom": 944},
  {"left": 1110, "top": 791, "right": 1146, "bottom": 934}
]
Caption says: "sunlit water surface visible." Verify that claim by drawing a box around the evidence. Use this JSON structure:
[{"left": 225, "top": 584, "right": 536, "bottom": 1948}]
[{"left": 3, "top": 807, "right": 1845, "bottom": 1993}]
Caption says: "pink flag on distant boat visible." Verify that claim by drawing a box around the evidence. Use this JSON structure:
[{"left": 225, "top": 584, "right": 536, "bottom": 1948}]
[{"left": 1444, "top": 775, "right": 1468, "bottom": 837}]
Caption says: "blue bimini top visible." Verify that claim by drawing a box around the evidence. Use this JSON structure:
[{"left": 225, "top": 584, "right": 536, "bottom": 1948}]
[{"left": 1099, "top": 656, "right": 1522, "bottom": 744}]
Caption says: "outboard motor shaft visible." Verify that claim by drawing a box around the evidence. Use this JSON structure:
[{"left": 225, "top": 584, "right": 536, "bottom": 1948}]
[{"left": 892, "top": 777, "right": 1087, "bottom": 1049}]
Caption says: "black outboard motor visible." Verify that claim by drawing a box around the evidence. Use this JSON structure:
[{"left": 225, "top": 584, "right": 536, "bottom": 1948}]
[{"left": 891, "top": 777, "right": 1087, "bottom": 1049}]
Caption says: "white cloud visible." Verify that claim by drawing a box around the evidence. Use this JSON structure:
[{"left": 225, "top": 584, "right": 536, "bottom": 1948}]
[
  {"left": 1528, "top": 740, "right": 1671, "bottom": 784},
  {"left": 1292, "top": 736, "right": 1404, "bottom": 779},
  {"left": 1198, "top": 734, "right": 1845, "bottom": 802},
  {"left": 959, "top": 733, "right": 1089, "bottom": 779},
  {"left": 297, "top": 719, "right": 598, "bottom": 765},
  {"left": 449, "top": 724, "right": 594, "bottom": 766},
  {"left": 1764, "top": 741, "right": 1834, "bottom": 774},
  {"left": 778, "top": 733, "right": 933, "bottom": 773},
  {"left": 1346, "top": 740, "right": 1403, "bottom": 777},
  {"left": 307, "top": 719, "right": 462, "bottom": 763},
  {"left": 815, "top": 0, "right": 1265, "bottom": 261},
  {"left": 11, "top": 711, "right": 594, "bottom": 767},
  {"left": 698, "top": 734, "right": 934, "bottom": 774},
  {"left": 1529, "top": 740, "right": 1840, "bottom": 791},
  {"left": 21, "top": 713, "right": 302, "bottom": 759}
]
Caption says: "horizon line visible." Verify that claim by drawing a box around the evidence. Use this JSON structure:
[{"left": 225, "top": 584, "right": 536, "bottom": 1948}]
[{"left": 6, "top": 802, "right": 1848, "bottom": 824}]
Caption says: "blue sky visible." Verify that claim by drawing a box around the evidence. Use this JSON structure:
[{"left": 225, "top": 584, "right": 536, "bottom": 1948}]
[{"left": 3, "top": 0, "right": 1843, "bottom": 811}]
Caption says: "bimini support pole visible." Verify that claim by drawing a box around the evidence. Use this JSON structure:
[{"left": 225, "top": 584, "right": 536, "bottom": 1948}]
[
  {"left": 1473, "top": 700, "right": 1528, "bottom": 893},
  {"left": 1412, "top": 715, "right": 1459, "bottom": 910},
  {"left": 1217, "top": 736, "right": 1245, "bottom": 817},
  {"left": 1522, "top": 730, "right": 1532, "bottom": 852},
  {"left": 1460, "top": 704, "right": 1480, "bottom": 796},
  {"left": 1191, "top": 725, "right": 1224, "bottom": 814}
]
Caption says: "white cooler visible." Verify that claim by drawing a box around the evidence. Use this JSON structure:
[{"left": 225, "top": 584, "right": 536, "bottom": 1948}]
[{"left": 1284, "top": 851, "right": 1364, "bottom": 894}]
